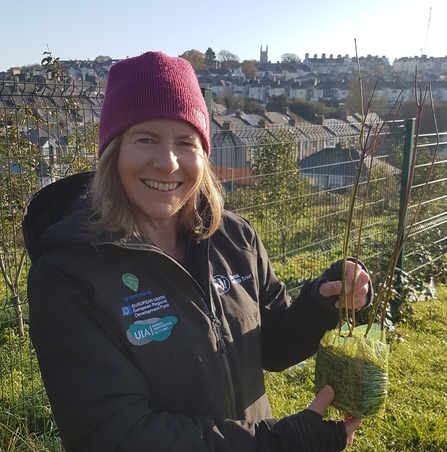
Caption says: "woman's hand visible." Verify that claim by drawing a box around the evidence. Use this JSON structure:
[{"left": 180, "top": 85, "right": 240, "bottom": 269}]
[
  {"left": 308, "top": 385, "right": 363, "bottom": 446},
  {"left": 318, "top": 260, "right": 370, "bottom": 310}
]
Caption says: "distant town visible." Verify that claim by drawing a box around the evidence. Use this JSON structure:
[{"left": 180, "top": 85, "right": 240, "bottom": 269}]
[
  {"left": 2, "top": 46, "right": 446, "bottom": 192},
  {"left": 2, "top": 47, "right": 447, "bottom": 109}
]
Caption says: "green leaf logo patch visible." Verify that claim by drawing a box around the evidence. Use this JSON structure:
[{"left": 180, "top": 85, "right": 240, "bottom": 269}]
[
  {"left": 122, "top": 273, "right": 139, "bottom": 292},
  {"left": 127, "top": 316, "right": 178, "bottom": 346}
]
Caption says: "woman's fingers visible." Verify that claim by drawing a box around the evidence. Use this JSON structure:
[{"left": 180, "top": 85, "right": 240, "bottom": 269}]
[
  {"left": 344, "top": 413, "right": 363, "bottom": 445},
  {"left": 307, "top": 385, "right": 335, "bottom": 415}
]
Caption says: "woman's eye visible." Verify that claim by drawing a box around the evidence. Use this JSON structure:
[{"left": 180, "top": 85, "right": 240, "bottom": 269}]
[
  {"left": 137, "top": 138, "right": 154, "bottom": 144},
  {"left": 179, "top": 141, "right": 194, "bottom": 147}
]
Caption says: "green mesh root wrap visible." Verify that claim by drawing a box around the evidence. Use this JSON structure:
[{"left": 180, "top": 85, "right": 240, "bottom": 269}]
[{"left": 314, "top": 324, "right": 389, "bottom": 419}]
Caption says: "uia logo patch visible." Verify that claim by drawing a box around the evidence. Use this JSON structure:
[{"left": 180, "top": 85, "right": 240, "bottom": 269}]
[
  {"left": 122, "top": 273, "right": 139, "bottom": 292},
  {"left": 127, "top": 316, "right": 177, "bottom": 346}
]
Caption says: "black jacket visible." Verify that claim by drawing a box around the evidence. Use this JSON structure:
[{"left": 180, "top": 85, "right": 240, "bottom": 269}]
[{"left": 23, "top": 172, "right": 347, "bottom": 452}]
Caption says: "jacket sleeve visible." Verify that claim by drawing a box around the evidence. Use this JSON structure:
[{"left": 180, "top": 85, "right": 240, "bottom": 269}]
[
  {"left": 253, "top": 232, "right": 341, "bottom": 372},
  {"left": 28, "top": 258, "right": 346, "bottom": 452}
]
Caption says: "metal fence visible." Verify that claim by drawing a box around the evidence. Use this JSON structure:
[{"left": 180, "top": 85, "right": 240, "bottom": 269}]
[{"left": 1, "top": 81, "right": 447, "bottom": 450}]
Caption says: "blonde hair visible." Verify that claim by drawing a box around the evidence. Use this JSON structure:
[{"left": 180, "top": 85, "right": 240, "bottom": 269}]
[{"left": 89, "top": 136, "right": 223, "bottom": 241}]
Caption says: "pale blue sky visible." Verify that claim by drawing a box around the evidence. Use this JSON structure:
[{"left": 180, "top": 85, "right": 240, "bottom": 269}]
[{"left": 1, "top": 0, "right": 446, "bottom": 72}]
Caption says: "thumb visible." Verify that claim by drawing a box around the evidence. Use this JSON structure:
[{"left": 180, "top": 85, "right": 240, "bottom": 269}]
[
  {"left": 319, "top": 280, "right": 342, "bottom": 297},
  {"left": 308, "top": 385, "right": 335, "bottom": 415}
]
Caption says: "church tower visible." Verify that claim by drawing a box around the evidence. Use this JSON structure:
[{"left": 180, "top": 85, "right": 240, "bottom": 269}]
[{"left": 260, "top": 45, "right": 268, "bottom": 63}]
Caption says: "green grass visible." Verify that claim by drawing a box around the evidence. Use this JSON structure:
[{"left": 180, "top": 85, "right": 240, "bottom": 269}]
[{"left": 265, "top": 286, "right": 447, "bottom": 451}]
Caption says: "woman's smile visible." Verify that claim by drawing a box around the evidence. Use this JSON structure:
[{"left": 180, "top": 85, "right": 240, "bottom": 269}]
[{"left": 141, "top": 179, "right": 180, "bottom": 191}]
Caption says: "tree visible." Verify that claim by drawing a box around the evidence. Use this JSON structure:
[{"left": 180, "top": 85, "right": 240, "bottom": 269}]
[
  {"left": 240, "top": 60, "right": 256, "bottom": 79},
  {"left": 179, "top": 49, "right": 206, "bottom": 70},
  {"left": 342, "top": 71, "right": 377, "bottom": 116},
  {"left": 205, "top": 47, "right": 216, "bottom": 68},
  {"left": 94, "top": 55, "right": 112, "bottom": 63},
  {"left": 250, "top": 136, "right": 308, "bottom": 259},
  {"left": 266, "top": 95, "right": 288, "bottom": 113},
  {"left": 376, "top": 65, "right": 386, "bottom": 76},
  {"left": 0, "top": 76, "right": 98, "bottom": 337},
  {"left": 0, "top": 109, "right": 41, "bottom": 335},
  {"left": 243, "top": 98, "right": 263, "bottom": 114},
  {"left": 289, "top": 99, "right": 325, "bottom": 122},
  {"left": 214, "top": 93, "right": 241, "bottom": 110},
  {"left": 217, "top": 50, "right": 240, "bottom": 70},
  {"left": 281, "top": 53, "right": 301, "bottom": 64},
  {"left": 398, "top": 100, "right": 447, "bottom": 135}
]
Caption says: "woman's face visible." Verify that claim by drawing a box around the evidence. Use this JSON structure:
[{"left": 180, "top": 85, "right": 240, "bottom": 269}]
[{"left": 117, "top": 119, "right": 205, "bottom": 228}]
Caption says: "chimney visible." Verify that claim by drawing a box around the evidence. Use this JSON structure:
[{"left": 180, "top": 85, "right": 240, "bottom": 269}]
[
  {"left": 314, "top": 114, "right": 324, "bottom": 125},
  {"left": 223, "top": 121, "right": 232, "bottom": 131},
  {"left": 258, "top": 118, "right": 266, "bottom": 128},
  {"left": 289, "top": 118, "right": 296, "bottom": 126},
  {"left": 235, "top": 109, "right": 242, "bottom": 118}
]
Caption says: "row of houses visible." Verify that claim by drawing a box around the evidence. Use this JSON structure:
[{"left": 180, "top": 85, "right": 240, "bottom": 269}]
[
  {"left": 393, "top": 55, "right": 447, "bottom": 75},
  {"left": 1, "top": 79, "right": 396, "bottom": 191},
  {"left": 208, "top": 105, "right": 392, "bottom": 189},
  {"left": 201, "top": 70, "right": 447, "bottom": 105},
  {"left": 195, "top": 51, "right": 447, "bottom": 106},
  {"left": 302, "top": 53, "right": 447, "bottom": 77},
  {"left": 3, "top": 73, "right": 447, "bottom": 199}
]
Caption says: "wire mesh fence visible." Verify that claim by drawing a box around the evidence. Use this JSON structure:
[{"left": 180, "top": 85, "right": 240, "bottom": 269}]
[{"left": 1, "top": 81, "right": 447, "bottom": 449}]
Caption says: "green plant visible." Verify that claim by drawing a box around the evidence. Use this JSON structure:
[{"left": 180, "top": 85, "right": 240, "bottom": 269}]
[
  {"left": 41, "top": 46, "right": 67, "bottom": 81},
  {"left": 313, "top": 43, "right": 442, "bottom": 420},
  {"left": 0, "top": 325, "right": 61, "bottom": 451},
  {"left": 0, "top": 108, "right": 43, "bottom": 336},
  {"left": 265, "top": 288, "right": 447, "bottom": 451}
]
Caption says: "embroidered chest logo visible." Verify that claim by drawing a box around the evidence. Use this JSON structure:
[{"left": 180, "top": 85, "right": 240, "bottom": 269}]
[
  {"left": 213, "top": 272, "right": 253, "bottom": 295},
  {"left": 120, "top": 273, "right": 173, "bottom": 317},
  {"left": 127, "top": 316, "right": 178, "bottom": 346},
  {"left": 122, "top": 273, "right": 139, "bottom": 292},
  {"left": 213, "top": 275, "right": 231, "bottom": 294}
]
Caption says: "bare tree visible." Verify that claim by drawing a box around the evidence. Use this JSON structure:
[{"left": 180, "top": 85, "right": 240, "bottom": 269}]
[
  {"left": 281, "top": 53, "right": 301, "bottom": 64},
  {"left": 217, "top": 50, "right": 240, "bottom": 70}
]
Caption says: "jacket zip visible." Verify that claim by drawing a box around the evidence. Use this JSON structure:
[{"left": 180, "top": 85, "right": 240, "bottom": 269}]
[
  {"left": 207, "top": 311, "right": 237, "bottom": 419},
  {"left": 187, "top": 236, "right": 239, "bottom": 419},
  {"left": 105, "top": 242, "right": 239, "bottom": 419}
]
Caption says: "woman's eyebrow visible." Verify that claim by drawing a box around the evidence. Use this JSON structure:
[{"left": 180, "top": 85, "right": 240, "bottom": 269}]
[
  {"left": 177, "top": 134, "right": 201, "bottom": 142},
  {"left": 128, "top": 128, "right": 158, "bottom": 137}
]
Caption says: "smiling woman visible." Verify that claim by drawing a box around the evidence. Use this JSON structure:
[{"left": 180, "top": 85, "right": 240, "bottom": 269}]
[
  {"left": 115, "top": 119, "right": 206, "bottom": 261},
  {"left": 23, "top": 51, "right": 371, "bottom": 452}
]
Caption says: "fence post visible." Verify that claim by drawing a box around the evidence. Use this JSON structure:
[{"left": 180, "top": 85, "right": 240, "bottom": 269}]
[
  {"left": 200, "top": 86, "right": 212, "bottom": 120},
  {"left": 396, "top": 118, "right": 416, "bottom": 271}
]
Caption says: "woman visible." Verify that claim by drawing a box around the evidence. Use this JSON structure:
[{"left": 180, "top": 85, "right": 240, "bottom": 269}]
[{"left": 23, "top": 51, "right": 369, "bottom": 452}]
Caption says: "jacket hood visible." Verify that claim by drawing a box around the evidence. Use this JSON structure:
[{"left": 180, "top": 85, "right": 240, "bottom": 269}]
[{"left": 23, "top": 172, "right": 94, "bottom": 263}]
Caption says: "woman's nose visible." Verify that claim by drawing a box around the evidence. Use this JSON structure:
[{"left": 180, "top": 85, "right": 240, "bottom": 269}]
[{"left": 153, "top": 146, "right": 179, "bottom": 173}]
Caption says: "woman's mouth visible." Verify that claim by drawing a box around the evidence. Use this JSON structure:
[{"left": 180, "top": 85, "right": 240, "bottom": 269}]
[{"left": 142, "top": 180, "right": 179, "bottom": 191}]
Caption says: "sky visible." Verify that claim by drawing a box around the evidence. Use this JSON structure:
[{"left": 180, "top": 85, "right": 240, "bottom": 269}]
[{"left": 1, "top": 0, "right": 446, "bottom": 72}]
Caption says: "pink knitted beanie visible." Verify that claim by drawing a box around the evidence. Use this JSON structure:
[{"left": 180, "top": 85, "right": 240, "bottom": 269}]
[{"left": 98, "top": 51, "right": 210, "bottom": 157}]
